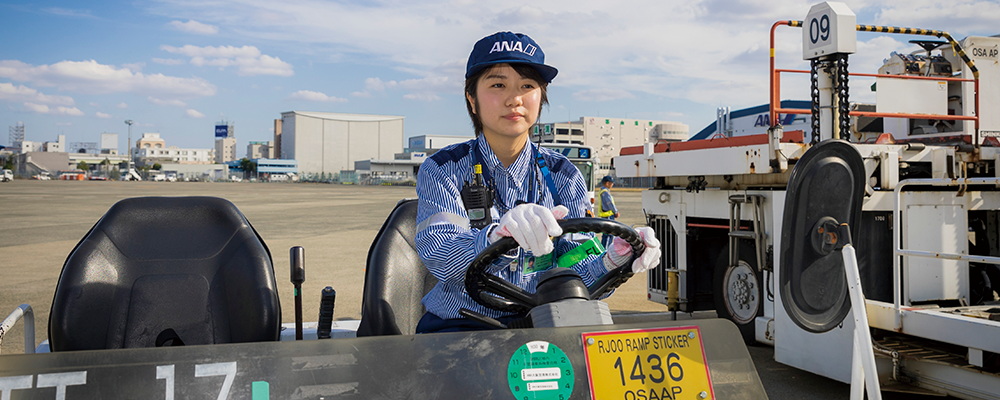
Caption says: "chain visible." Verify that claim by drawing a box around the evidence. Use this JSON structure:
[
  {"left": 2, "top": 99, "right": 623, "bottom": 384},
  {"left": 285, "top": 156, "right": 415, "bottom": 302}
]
[
  {"left": 810, "top": 59, "right": 820, "bottom": 144},
  {"left": 836, "top": 54, "right": 851, "bottom": 140}
]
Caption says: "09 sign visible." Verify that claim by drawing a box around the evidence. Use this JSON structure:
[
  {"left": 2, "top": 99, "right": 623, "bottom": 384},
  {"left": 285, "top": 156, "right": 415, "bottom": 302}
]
[
  {"left": 809, "top": 14, "right": 831, "bottom": 45},
  {"left": 802, "top": 1, "right": 856, "bottom": 60}
]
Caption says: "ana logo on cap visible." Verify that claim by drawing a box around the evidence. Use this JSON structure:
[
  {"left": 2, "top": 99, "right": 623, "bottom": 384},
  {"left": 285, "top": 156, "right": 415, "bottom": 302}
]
[{"left": 489, "top": 41, "right": 537, "bottom": 57}]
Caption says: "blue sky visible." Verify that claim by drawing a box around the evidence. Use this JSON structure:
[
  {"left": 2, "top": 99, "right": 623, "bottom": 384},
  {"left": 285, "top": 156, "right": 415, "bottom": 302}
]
[{"left": 2, "top": 0, "right": 997, "bottom": 157}]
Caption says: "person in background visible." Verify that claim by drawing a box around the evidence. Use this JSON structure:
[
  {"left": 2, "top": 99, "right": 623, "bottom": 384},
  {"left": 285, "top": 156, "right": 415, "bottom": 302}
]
[{"left": 595, "top": 175, "right": 619, "bottom": 249}]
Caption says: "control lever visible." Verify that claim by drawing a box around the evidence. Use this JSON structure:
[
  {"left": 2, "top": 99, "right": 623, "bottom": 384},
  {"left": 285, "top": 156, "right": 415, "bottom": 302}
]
[
  {"left": 317, "top": 287, "right": 336, "bottom": 339},
  {"left": 290, "top": 246, "right": 305, "bottom": 340},
  {"left": 458, "top": 308, "right": 507, "bottom": 329}
]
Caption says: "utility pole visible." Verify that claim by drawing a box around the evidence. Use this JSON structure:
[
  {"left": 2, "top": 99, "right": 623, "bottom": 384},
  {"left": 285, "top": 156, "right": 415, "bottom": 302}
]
[{"left": 125, "top": 120, "right": 133, "bottom": 180}]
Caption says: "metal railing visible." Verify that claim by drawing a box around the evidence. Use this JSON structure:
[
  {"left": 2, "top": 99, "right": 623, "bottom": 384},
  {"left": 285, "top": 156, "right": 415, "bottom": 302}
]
[
  {"left": 891, "top": 178, "right": 1000, "bottom": 327},
  {"left": 1, "top": 304, "right": 35, "bottom": 354},
  {"left": 769, "top": 21, "right": 981, "bottom": 144}
]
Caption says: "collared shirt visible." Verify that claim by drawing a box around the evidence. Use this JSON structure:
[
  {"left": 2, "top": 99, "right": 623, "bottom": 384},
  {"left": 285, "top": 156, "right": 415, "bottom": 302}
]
[{"left": 415, "top": 135, "right": 608, "bottom": 320}]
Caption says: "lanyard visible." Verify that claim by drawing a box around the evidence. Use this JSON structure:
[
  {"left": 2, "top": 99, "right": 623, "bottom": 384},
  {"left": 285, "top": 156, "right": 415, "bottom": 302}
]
[{"left": 472, "top": 141, "right": 563, "bottom": 212}]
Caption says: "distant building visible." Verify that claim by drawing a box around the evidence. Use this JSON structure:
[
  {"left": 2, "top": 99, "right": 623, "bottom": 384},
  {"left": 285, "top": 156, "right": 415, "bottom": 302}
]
[
  {"left": 353, "top": 152, "right": 426, "bottom": 183},
  {"left": 42, "top": 135, "right": 66, "bottom": 152},
  {"left": 279, "top": 111, "right": 404, "bottom": 176},
  {"left": 688, "top": 101, "right": 812, "bottom": 141},
  {"left": 247, "top": 141, "right": 274, "bottom": 159},
  {"left": 214, "top": 121, "right": 237, "bottom": 163},
  {"left": 532, "top": 117, "right": 688, "bottom": 169},
  {"left": 256, "top": 158, "right": 297, "bottom": 175},
  {"left": 406, "top": 135, "right": 472, "bottom": 154},
  {"left": 136, "top": 147, "right": 215, "bottom": 166},
  {"left": 136, "top": 133, "right": 166, "bottom": 150},
  {"left": 273, "top": 119, "right": 282, "bottom": 159},
  {"left": 100, "top": 133, "right": 118, "bottom": 152},
  {"left": 159, "top": 163, "right": 229, "bottom": 181},
  {"left": 131, "top": 132, "right": 214, "bottom": 166}
]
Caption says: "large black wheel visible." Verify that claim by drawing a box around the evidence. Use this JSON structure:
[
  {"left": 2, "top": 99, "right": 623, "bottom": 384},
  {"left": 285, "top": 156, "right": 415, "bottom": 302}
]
[{"left": 714, "top": 241, "right": 762, "bottom": 345}]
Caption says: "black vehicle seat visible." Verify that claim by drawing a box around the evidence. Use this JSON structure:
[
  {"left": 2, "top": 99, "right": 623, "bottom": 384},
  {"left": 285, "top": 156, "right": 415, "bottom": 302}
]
[
  {"left": 48, "top": 197, "right": 281, "bottom": 351},
  {"left": 357, "top": 199, "right": 438, "bottom": 336}
]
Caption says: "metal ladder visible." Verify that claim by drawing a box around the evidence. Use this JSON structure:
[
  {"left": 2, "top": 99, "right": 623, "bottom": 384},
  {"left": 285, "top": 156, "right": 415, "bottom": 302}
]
[{"left": 728, "top": 194, "right": 767, "bottom": 272}]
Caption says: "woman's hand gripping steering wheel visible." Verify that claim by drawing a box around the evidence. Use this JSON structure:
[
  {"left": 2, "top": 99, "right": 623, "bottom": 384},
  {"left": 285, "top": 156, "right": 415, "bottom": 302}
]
[{"left": 466, "top": 211, "right": 654, "bottom": 314}]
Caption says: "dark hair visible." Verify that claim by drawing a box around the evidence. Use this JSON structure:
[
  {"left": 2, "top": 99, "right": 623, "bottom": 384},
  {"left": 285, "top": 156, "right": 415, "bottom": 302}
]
[{"left": 465, "top": 63, "right": 549, "bottom": 136}]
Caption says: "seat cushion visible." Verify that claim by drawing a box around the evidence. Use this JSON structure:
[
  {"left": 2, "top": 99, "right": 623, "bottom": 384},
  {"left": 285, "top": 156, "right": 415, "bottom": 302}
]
[
  {"left": 48, "top": 196, "right": 281, "bottom": 351},
  {"left": 357, "top": 199, "right": 438, "bottom": 336}
]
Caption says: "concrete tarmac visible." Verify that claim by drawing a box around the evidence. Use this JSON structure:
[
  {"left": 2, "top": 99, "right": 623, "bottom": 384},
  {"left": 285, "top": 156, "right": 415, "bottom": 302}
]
[{"left": 0, "top": 180, "right": 942, "bottom": 399}]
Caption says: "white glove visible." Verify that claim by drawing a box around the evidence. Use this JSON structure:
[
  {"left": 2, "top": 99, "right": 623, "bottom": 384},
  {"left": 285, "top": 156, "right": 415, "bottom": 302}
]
[
  {"left": 602, "top": 226, "right": 661, "bottom": 273},
  {"left": 489, "top": 204, "right": 569, "bottom": 255}
]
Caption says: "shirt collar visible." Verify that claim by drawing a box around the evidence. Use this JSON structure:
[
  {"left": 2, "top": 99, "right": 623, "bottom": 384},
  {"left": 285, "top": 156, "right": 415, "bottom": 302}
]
[{"left": 475, "top": 135, "right": 535, "bottom": 184}]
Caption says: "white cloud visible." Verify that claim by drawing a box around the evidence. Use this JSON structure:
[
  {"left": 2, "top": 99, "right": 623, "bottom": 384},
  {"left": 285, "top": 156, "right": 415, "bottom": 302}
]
[
  {"left": 403, "top": 93, "right": 441, "bottom": 101},
  {"left": 122, "top": 62, "right": 145, "bottom": 72},
  {"left": 573, "top": 89, "right": 635, "bottom": 102},
  {"left": 43, "top": 7, "right": 94, "bottom": 18},
  {"left": 366, "top": 77, "right": 397, "bottom": 92},
  {"left": 153, "top": 58, "right": 184, "bottom": 65},
  {"left": 89, "top": 102, "right": 99, "bottom": 107},
  {"left": 23, "top": 102, "right": 84, "bottom": 116},
  {"left": 168, "top": 20, "right": 219, "bottom": 35},
  {"left": 0, "top": 82, "right": 75, "bottom": 105},
  {"left": 287, "top": 90, "right": 347, "bottom": 102},
  {"left": 160, "top": 45, "right": 293, "bottom": 76},
  {"left": 185, "top": 109, "right": 205, "bottom": 118},
  {"left": 0, "top": 59, "right": 216, "bottom": 98},
  {"left": 145, "top": 0, "right": 998, "bottom": 125},
  {"left": 875, "top": 1, "right": 1000, "bottom": 35},
  {"left": 96, "top": 111, "right": 111, "bottom": 118},
  {"left": 117, "top": 102, "right": 128, "bottom": 108},
  {"left": 148, "top": 96, "right": 187, "bottom": 107},
  {"left": 351, "top": 91, "right": 372, "bottom": 98}
]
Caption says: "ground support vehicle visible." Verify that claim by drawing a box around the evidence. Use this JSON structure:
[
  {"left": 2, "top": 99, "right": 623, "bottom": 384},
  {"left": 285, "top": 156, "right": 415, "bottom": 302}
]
[
  {"left": 616, "top": 4, "right": 1000, "bottom": 399},
  {"left": 0, "top": 196, "right": 766, "bottom": 399}
]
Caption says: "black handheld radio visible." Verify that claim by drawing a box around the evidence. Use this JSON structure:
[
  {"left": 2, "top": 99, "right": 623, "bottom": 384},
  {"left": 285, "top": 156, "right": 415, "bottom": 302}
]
[{"left": 461, "top": 163, "right": 493, "bottom": 230}]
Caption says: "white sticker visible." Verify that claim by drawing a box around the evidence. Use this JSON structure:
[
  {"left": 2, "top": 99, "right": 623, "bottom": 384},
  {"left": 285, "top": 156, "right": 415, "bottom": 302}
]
[
  {"left": 526, "top": 340, "right": 549, "bottom": 353},
  {"left": 521, "top": 367, "right": 561, "bottom": 381},
  {"left": 527, "top": 381, "right": 560, "bottom": 391}
]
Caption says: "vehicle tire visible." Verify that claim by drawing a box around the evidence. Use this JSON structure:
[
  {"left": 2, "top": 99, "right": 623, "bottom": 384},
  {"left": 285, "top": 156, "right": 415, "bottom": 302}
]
[{"left": 714, "top": 241, "right": 763, "bottom": 345}]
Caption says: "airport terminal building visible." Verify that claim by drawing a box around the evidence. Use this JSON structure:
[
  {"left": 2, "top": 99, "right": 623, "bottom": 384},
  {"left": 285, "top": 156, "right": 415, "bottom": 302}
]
[{"left": 279, "top": 111, "right": 404, "bottom": 177}]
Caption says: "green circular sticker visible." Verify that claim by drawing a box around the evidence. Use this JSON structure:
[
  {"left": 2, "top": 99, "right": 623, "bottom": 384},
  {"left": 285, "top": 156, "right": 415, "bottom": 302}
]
[{"left": 507, "top": 341, "right": 574, "bottom": 400}]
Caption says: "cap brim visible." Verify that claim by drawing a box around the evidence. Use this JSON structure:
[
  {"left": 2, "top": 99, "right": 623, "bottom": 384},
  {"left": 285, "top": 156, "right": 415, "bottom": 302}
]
[{"left": 467, "top": 60, "right": 558, "bottom": 83}]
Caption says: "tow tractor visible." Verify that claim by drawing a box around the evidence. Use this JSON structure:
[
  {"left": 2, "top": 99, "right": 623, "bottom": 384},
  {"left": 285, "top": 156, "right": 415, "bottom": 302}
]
[
  {"left": 0, "top": 194, "right": 769, "bottom": 399},
  {"left": 616, "top": 2, "right": 1000, "bottom": 399}
]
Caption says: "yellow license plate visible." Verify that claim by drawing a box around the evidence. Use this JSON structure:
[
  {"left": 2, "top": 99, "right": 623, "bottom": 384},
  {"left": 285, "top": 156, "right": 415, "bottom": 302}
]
[{"left": 581, "top": 326, "right": 713, "bottom": 400}]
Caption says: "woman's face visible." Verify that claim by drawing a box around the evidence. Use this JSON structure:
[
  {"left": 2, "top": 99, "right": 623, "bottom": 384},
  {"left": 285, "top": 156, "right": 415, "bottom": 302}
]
[{"left": 467, "top": 63, "right": 542, "bottom": 141}]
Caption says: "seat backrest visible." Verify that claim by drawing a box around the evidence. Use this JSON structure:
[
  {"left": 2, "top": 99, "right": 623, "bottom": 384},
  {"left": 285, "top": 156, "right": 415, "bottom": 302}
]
[
  {"left": 49, "top": 196, "right": 281, "bottom": 351},
  {"left": 357, "top": 199, "right": 437, "bottom": 336}
]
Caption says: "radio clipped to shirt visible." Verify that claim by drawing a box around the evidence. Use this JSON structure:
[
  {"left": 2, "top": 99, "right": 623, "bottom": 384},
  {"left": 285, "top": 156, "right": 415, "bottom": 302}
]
[{"left": 461, "top": 164, "right": 493, "bottom": 230}]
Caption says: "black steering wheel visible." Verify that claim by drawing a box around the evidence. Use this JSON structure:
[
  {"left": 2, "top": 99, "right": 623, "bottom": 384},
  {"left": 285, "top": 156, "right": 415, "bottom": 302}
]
[{"left": 464, "top": 218, "right": 645, "bottom": 314}]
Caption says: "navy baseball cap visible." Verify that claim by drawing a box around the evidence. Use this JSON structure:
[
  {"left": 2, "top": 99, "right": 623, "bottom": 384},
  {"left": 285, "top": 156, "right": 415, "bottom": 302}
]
[
  {"left": 466, "top": 32, "right": 558, "bottom": 83},
  {"left": 601, "top": 175, "right": 615, "bottom": 184}
]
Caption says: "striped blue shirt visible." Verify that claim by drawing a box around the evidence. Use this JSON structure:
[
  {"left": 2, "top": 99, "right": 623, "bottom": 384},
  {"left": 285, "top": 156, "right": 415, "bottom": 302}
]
[{"left": 415, "top": 135, "right": 608, "bottom": 320}]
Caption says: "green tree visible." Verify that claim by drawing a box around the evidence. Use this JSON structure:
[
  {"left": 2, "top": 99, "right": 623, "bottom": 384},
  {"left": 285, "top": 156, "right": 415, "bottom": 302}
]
[
  {"left": 76, "top": 160, "right": 88, "bottom": 171},
  {"left": 152, "top": 163, "right": 162, "bottom": 170},
  {"left": 101, "top": 158, "right": 111, "bottom": 178},
  {"left": 239, "top": 158, "right": 257, "bottom": 178}
]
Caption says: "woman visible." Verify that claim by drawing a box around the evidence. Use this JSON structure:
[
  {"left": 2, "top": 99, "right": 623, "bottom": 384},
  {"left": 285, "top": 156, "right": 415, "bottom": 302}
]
[{"left": 414, "top": 32, "right": 660, "bottom": 333}]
